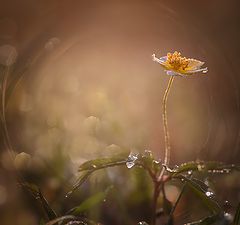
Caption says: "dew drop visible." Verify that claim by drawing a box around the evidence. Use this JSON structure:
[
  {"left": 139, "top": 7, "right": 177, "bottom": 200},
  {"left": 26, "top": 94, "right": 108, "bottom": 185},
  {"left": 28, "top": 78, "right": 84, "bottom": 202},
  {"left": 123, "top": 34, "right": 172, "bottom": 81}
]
[
  {"left": 202, "top": 68, "right": 208, "bottom": 74},
  {"left": 187, "top": 170, "right": 193, "bottom": 175},
  {"left": 153, "top": 160, "right": 160, "bottom": 165},
  {"left": 65, "top": 191, "right": 72, "bottom": 198},
  {"left": 224, "top": 200, "right": 230, "bottom": 206},
  {"left": 144, "top": 150, "right": 152, "bottom": 157},
  {"left": 126, "top": 161, "right": 135, "bottom": 169},
  {"left": 204, "top": 178, "right": 210, "bottom": 186},
  {"left": 224, "top": 212, "right": 233, "bottom": 222},
  {"left": 138, "top": 222, "right": 148, "bottom": 225},
  {"left": 174, "top": 165, "right": 179, "bottom": 169},
  {"left": 205, "top": 191, "right": 214, "bottom": 197},
  {"left": 223, "top": 169, "right": 231, "bottom": 173},
  {"left": 197, "top": 164, "right": 205, "bottom": 171},
  {"left": 224, "top": 200, "right": 232, "bottom": 211},
  {"left": 126, "top": 152, "right": 138, "bottom": 169},
  {"left": 92, "top": 164, "right": 97, "bottom": 169}
]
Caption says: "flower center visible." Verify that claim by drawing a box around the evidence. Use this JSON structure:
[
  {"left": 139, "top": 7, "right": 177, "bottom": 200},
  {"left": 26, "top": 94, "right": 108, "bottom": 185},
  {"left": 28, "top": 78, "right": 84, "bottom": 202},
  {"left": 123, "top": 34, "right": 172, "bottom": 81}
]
[{"left": 166, "top": 51, "right": 189, "bottom": 70}]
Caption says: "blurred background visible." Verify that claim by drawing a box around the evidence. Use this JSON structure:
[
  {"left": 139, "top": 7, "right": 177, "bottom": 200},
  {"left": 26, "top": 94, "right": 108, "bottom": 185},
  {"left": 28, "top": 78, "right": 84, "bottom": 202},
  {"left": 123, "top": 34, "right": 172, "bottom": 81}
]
[{"left": 0, "top": 0, "right": 240, "bottom": 224}]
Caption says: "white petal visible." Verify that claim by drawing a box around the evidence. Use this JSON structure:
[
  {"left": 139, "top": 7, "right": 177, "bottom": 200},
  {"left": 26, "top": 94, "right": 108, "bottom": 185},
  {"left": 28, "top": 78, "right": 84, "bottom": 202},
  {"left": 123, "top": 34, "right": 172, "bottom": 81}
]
[
  {"left": 166, "top": 70, "right": 183, "bottom": 77},
  {"left": 152, "top": 54, "right": 166, "bottom": 65},
  {"left": 159, "top": 56, "right": 167, "bottom": 62},
  {"left": 186, "top": 67, "right": 208, "bottom": 74},
  {"left": 187, "top": 59, "right": 205, "bottom": 70}
]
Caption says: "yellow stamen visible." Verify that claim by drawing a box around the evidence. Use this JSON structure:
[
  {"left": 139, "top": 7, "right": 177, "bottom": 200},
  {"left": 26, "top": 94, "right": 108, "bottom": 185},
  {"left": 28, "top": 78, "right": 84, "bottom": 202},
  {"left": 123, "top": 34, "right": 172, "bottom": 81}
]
[{"left": 166, "top": 51, "right": 189, "bottom": 71}]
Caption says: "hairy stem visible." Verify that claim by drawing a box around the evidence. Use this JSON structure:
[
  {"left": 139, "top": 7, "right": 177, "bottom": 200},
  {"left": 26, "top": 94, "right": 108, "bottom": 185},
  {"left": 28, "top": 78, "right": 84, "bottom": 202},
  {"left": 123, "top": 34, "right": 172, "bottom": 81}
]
[
  {"left": 158, "top": 76, "right": 174, "bottom": 181},
  {"left": 162, "top": 76, "right": 174, "bottom": 166},
  {"left": 151, "top": 76, "right": 174, "bottom": 224}
]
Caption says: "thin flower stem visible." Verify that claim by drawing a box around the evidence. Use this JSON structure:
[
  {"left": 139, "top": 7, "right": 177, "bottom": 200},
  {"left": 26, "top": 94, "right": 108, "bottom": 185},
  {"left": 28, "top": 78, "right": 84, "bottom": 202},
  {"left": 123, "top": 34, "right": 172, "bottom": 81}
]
[
  {"left": 162, "top": 76, "right": 174, "bottom": 166},
  {"left": 151, "top": 76, "right": 174, "bottom": 225},
  {"left": 158, "top": 76, "right": 174, "bottom": 181}
]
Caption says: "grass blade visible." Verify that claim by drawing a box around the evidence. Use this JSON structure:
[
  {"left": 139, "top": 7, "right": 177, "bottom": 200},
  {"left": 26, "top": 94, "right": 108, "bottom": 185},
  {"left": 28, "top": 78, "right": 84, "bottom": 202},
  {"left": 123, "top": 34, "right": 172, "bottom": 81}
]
[
  {"left": 21, "top": 183, "right": 57, "bottom": 220},
  {"left": 68, "top": 186, "right": 113, "bottom": 215}
]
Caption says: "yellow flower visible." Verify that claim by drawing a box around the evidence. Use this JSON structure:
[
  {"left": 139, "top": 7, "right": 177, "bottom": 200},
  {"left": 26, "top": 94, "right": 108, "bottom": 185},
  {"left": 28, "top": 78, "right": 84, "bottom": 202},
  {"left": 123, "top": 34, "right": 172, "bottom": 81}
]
[{"left": 152, "top": 51, "right": 208, "bottom": 76}]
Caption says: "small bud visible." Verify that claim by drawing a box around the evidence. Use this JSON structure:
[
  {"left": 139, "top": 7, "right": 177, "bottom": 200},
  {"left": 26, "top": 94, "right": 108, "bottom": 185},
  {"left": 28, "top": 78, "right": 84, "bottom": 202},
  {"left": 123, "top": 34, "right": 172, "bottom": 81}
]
[{"left": 14, "top": 152, "right": 31, "bottom": 170}]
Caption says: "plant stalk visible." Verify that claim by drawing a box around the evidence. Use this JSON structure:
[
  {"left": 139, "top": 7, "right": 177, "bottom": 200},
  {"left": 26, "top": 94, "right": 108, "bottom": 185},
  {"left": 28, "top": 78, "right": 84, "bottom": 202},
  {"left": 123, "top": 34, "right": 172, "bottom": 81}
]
[
  {"left": 158, "top": 76, "right": 174, "bottom": 182},
  {"left": 151, "top": 181, "right": 161, "bottom": 225}
]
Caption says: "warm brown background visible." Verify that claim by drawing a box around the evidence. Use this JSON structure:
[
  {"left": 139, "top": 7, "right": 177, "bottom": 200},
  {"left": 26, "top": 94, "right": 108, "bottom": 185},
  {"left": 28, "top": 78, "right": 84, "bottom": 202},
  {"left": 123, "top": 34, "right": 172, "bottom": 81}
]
[
  {"left": 1, "top": 0, "right": 239, "bottom": 162},
  {"left": 0, "top": 1, "right": 240, "bottom": 224}
]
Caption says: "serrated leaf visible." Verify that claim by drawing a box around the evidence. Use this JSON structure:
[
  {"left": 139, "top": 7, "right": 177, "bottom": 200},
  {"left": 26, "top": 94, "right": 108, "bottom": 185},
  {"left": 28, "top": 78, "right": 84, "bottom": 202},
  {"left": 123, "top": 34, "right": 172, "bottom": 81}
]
[
  {"left": 21, "top": 183, "right": 57, "bottom": 220},
  {"left": 68, "top": 154, "right": 128, "bottom": 196},
  {"left": 233, "top": 203, "right": 240, "bottom": 225},
  {"left": 185, "top": 214, "right": 221, "bottom": 225},
  {"left": 171, "top": 161, "right": 240, "bottom": 176},
  {"left": 178, "top": 176, "right": 222, "bottom": 214},
  {"left": 69, "top": 186, "right": 113, "bottom": 215},
  {"left": 69, "top": 151, "right": 159, "bottom": 196},
  {"left": 79, "top": 153, "right": 128, "bottom": 172}
]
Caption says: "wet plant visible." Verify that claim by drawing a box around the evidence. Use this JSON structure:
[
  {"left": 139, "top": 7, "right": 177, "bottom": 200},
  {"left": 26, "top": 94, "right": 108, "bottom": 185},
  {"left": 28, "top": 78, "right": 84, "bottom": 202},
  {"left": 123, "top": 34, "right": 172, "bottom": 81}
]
[{"left": 1, "top": 49, "right": 240, "bottom": 225}]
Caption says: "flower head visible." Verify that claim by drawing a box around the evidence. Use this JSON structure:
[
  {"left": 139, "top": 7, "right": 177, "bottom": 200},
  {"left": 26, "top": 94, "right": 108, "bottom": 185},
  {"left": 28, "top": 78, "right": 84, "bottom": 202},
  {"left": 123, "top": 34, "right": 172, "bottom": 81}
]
[{"left": 152, "top": 51, "right": 208, "bottom": 76}]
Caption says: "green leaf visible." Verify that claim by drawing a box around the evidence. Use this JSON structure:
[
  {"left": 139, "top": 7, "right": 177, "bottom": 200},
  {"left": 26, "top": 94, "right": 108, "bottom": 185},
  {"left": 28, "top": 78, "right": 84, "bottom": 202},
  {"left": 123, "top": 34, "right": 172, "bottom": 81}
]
[
  {"left": 170, "top": 161, "right": 240, "bottom": 176},
  {"left": 67, "top": 154, "right": 128, "bottom": 196},
  {"left": 69, "top": 151, "right": 159, "bottom": 196},
  {"left": 233, "top": 203, "right": 240, "bottom": 225},
  {"left": 79, "top": 153, "right": 128, "bottom": 172},
  {"left": 178, "top": 176, "right": 222, "bottom": 214},
  {"left": 185, "top": 214, "right": 221, "bottom": 225},
  {"left": 69, "top": 186, "right": 113, "bottom": 215},
  {"left": 21, "top": 183, "right": 57, "bottom": 220}
]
